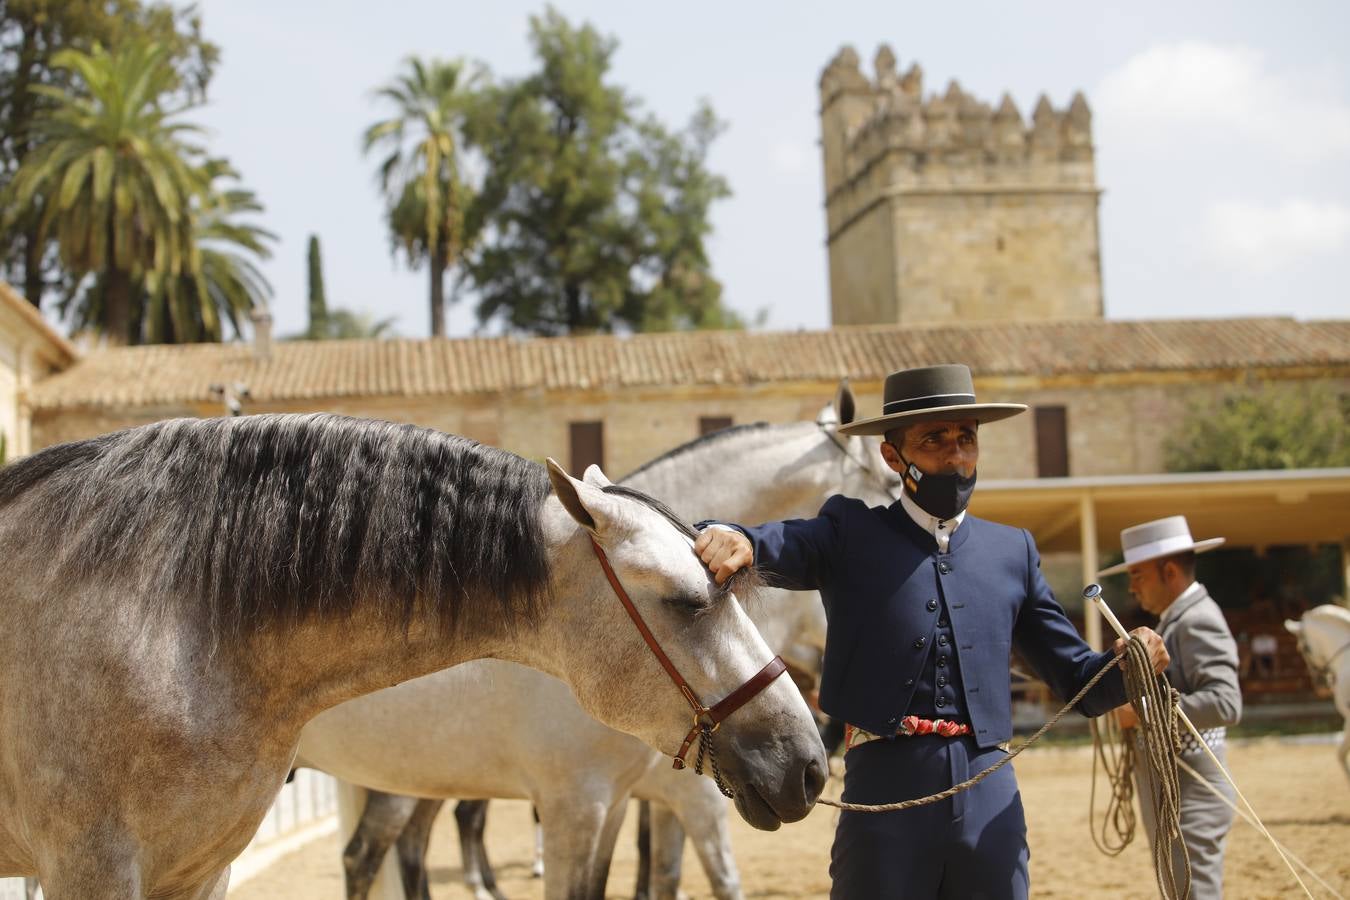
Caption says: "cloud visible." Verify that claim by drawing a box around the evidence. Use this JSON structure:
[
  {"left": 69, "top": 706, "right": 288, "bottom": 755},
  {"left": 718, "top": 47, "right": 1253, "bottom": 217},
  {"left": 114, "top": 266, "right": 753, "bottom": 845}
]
[
  {"left": 1202, "top": 199, "right": 1350, "bottom": 272},
  {"left": 1096, "top": 42, "right": 1350, "bottom": 161}
]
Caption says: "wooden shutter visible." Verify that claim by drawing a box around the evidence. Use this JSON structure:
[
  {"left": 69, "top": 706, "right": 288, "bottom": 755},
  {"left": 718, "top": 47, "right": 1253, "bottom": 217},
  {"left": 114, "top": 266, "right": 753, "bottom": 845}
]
[
  {"left": 699, "top": 416, "right": 733, "bottom": 436},
  {"left": 569, "top": 421, "right": 604, "bottom": 474},
  {"left": 1035, "top": 406, "right": 1069, "bottom": 478}
]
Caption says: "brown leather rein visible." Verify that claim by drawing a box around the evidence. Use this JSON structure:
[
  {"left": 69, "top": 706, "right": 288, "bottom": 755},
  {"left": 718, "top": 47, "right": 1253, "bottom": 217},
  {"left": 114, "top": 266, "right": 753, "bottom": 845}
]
[{"left": 589, "top": 537, "right": 787, "bottom": 796}]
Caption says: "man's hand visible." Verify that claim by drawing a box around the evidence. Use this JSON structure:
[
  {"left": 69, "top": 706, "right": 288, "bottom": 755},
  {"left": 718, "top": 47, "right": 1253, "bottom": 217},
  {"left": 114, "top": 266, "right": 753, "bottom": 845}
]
[
  {"left": 1112, "top": 626, "right": 1169, "bottom": 675},
  {"left": 693, "top": 527, "right": 753, "bottom": 586},
  {"left": 1114, "top": 703, "right": 1139, "bottom": 730}
]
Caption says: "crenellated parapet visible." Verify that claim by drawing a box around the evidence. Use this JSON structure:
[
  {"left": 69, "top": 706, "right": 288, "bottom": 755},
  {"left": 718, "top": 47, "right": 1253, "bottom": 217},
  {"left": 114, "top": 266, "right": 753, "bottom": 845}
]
[{"left": 820, "top": 44, "right": 1096, "bottom": 216}]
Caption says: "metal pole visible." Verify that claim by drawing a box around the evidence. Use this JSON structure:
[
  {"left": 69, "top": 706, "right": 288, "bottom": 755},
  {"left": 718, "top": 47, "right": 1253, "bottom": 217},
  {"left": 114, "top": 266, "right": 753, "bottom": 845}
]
[{"left": 1079, "top": 494, "right": 1101, "bottom": 649}]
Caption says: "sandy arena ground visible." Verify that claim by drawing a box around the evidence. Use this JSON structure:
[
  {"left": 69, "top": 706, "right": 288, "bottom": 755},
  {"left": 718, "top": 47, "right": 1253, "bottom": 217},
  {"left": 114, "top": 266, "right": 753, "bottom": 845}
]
[{"left": 230, "top": 738, "right": 1350, "bottom": 899}]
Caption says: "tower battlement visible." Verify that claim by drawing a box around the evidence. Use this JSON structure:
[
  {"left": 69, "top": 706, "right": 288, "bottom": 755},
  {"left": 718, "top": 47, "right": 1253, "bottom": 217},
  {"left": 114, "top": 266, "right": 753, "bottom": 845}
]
[
  {"left": 820, "top": 45, "right": 1104, "bottom": 327},
  {"left": 820, "top": 45, "right": 1095, "bottom": 204}
]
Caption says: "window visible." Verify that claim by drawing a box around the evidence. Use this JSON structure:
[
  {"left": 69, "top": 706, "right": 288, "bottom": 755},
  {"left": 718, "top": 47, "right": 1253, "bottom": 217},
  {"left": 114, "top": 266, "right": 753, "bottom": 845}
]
[
  {"left": 699, "top": 416, "right": 733, "bottom": 436},
  {"left": 1035, "top": 406, "right": 1069, "bottom": 478},
  {"left": 569, "top": 421, "right": 604, "bottom": 474}
]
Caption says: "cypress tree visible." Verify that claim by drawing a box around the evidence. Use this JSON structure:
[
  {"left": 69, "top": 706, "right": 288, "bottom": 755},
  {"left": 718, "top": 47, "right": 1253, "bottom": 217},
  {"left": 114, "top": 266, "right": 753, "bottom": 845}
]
[{"left": 307, "top": 234, "right": 328, "bottom": 338}]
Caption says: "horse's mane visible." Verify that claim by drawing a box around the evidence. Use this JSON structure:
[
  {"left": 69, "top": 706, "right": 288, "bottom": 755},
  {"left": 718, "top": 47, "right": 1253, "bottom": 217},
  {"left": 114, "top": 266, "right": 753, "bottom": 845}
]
[
  {"left": 0, "top": 414, "right": 554, "bottom": 640},
  {"left": 618, "top": 421, "right": 780, "bottom": 481}
]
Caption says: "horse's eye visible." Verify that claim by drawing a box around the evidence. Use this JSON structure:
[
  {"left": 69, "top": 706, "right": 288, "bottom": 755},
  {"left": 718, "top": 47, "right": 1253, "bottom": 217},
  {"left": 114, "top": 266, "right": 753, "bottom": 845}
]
[{"left": 666, "top": 594, "right": 710, "bottom": 614}]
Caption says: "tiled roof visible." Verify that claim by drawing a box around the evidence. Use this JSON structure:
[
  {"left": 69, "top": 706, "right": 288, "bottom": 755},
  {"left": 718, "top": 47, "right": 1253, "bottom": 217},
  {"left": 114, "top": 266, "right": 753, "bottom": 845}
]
[{"left": 25, "top": 317, "right": 1350, "bottom": 411}]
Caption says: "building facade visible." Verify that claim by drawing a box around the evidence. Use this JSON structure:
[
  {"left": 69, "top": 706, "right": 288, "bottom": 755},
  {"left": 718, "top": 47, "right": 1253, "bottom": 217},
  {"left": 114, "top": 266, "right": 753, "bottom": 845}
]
[{"left": 0, "top": 282, "right": 76, "bottom": 463}]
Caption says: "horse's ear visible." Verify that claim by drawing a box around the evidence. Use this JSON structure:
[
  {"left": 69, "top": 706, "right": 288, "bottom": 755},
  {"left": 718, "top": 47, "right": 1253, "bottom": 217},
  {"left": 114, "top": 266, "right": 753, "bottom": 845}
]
[
  {"left": 546, "top": 458, "right": 603, "bottom": 534},
  {"left": 582, "top": 464, "right": 613, "bottom": 488},
  {"left": 1284, "top": 619, "right": 1302, "bottom": 635},
  {"left": 834, "top": 378, "right": 856, "bottom": 426}
]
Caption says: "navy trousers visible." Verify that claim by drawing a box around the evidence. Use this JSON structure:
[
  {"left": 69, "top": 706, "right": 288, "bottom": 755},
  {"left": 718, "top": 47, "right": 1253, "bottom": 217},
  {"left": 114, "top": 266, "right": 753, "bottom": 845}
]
[{"left": 831, "top": 736, "right": 1029, "bottom": 899}]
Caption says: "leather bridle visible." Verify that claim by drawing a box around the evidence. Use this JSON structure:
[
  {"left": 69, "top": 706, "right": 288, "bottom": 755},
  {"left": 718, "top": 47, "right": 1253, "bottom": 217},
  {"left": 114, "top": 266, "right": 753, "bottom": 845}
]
[{"left": 589, "top": 537, "right": 787, "bottom": 797}]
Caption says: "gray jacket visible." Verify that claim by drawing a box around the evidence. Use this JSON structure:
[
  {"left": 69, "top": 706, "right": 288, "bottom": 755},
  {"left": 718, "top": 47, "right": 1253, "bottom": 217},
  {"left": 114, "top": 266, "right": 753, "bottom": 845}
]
[{"left": 1158, "top": 583, "right": 1242, "bottom": 729}]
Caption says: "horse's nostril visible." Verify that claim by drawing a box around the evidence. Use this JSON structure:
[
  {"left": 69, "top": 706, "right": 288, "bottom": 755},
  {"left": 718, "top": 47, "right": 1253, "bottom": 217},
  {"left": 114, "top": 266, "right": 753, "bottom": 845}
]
[{"left": 802, "top": 755, "right": 828, "bottom": 803}]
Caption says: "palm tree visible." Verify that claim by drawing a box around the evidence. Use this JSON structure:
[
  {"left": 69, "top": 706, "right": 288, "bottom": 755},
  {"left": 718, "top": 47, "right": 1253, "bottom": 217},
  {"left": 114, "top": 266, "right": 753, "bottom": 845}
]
[
  {"left": 140, "top": 160, "right": 275, "bottom": 343},
  {"left": 5, "top": 40, "right": 208, "bottom": 344},
  {"left": 363, "top": 56, "right": 481, "bottom": 337}
]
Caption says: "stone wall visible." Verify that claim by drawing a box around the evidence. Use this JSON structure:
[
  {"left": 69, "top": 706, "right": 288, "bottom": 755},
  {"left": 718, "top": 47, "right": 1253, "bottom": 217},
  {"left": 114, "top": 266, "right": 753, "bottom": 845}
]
[{"left": 30, "top": 369, "right": 1349, "bottom": 481}]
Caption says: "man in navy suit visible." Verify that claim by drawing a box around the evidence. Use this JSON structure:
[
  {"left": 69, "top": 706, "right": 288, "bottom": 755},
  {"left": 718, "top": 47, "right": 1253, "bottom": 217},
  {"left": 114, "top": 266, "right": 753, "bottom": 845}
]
[{"left": 695, "top": 364, "right": 1168, "bottom": 899}]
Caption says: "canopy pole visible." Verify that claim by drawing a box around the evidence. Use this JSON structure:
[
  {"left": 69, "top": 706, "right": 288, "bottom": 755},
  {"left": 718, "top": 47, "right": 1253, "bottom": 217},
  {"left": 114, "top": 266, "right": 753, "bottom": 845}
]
[{"left": 1079, "top": 493, "right": 1102, "bottom": 649}]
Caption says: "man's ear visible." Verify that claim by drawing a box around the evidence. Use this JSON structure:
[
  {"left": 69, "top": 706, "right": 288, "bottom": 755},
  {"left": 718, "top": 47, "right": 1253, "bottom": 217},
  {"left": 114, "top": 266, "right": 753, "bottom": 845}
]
[
  {"left": 878, "top": 439, "right": 904, "bottom": 474},
  {"left": 546, "top": 458, "right": 614, "bottom": 535},
  {"left": 582, "top": 464, "right": 613, "bottom": 488}
]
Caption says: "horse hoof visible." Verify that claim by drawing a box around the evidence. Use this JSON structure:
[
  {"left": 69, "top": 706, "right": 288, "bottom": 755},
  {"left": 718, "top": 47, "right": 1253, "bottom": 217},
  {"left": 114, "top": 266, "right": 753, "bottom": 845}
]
[{"left": 532, "top": 862, "right": 544, "bottom": 878}]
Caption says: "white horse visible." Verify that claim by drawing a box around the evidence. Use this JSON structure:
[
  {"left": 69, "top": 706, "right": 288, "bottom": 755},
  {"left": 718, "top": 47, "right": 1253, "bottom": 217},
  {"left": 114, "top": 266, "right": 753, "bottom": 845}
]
[
  {"left": 301, "top": 388, "right": 895, "bottom": 899},
  {"left": 0, "top": 414, "right": 825, "bottom": 899},
  {"left": 1286, "top": 604, "right": 1350, "bottom": 785}
]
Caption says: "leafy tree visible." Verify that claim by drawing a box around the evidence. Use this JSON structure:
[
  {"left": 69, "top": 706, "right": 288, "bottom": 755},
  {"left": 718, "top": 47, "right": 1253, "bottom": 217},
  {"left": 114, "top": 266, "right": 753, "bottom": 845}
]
[
  {"left": 363, "top": 55, "right": 481, "bottom": 337},
  {"left": 5, "top": 40, "right": 208, "bottom": 343},
  {"left": 1164, "top": 381, "right": 1350, "bottom": 472},
  {"left": 0, "top": 0, "right": 218, "bottom": 309},
  {"left": 462, "top": 8, "right": 739, "bottom": 336}
]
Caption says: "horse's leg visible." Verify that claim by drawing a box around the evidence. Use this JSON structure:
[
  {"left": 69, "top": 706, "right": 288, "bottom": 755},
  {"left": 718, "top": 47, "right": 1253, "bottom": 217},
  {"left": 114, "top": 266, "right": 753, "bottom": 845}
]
[
  {"left": 537, "top": 791, "right": 629, "bottom": 900},
  {"left": 646, "top": 802, "right": 685, "bottom": 900},
  {"left": 454, "top": 800, "right": 498, "bottom": 900},
  {"left": 343, "top": 791, "right": 420, "bottom": 900},
  {"left": 532, "top": 805, "right": 545, "bottom": 878},
  {"left": 394, "top": 799, "right": 445, "bottom": 900},
  {"left": 633, "top": 800, "right": 652, "bottom": 900},
  {"left": 1340, "top": 719, "right": 1350, "bottom": 786},
  {"left": 667, "top": 782, "right": 742, "bottom": 900}
]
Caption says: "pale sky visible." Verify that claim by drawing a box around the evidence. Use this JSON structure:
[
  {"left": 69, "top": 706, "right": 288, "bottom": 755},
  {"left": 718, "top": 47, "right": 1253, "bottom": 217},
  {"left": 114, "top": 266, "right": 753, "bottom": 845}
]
[{"left": 191, "top": 0, "right": 1350, "bottom": 339}]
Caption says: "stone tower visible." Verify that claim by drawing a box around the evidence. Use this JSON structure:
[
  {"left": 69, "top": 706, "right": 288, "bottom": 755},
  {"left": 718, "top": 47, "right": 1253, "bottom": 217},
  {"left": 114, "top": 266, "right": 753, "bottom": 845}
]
[{"left": 820, "top": 45, "right": 1104, "bottom": 326}]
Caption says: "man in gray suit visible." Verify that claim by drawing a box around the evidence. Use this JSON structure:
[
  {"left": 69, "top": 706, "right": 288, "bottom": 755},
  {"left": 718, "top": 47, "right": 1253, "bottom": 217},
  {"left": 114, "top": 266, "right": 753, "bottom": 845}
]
[{"left": 1101, "top": 515, "right": 1242, "bottom": 899}]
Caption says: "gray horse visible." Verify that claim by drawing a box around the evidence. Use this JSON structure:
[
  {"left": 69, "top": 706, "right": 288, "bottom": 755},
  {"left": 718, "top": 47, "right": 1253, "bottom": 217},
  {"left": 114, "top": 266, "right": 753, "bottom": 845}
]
[
  {"left": 0, "top": 414, "right": 826, "bottom": 899},
  {"left": 325, "top": 389, "right": 896, "bottom": 898}
]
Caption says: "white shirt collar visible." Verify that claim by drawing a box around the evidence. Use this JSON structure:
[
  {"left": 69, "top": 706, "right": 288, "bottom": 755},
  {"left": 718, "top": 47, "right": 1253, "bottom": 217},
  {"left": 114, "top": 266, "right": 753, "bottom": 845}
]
[
  {"left": 898, "top": 490, "right": 966, "bottom": 552},
  {"left": 1158, "top": 580, "right": 1203, "bottom": 630}
]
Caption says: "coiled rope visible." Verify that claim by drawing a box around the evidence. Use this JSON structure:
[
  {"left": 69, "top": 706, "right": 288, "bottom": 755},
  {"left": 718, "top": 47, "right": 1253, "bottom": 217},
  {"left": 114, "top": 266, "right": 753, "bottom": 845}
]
[{"left": 1090, "top": 637, "right": 1192, "bottom": 900}]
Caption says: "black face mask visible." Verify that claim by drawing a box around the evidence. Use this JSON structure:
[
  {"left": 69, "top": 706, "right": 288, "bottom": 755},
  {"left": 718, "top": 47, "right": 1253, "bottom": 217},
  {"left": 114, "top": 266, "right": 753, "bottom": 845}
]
[{"left": 890, "top": 444, "right": 977, "bottom": 520}]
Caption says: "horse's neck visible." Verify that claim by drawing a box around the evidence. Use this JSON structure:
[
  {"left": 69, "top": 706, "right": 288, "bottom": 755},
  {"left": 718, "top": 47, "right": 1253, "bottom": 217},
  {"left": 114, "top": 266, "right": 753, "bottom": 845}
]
[
  {"left": 625, "top": 424, "right": 836, "bottom": 523},
  {"left": 240, "top": 617, "right": 498, "bottom": 730}
]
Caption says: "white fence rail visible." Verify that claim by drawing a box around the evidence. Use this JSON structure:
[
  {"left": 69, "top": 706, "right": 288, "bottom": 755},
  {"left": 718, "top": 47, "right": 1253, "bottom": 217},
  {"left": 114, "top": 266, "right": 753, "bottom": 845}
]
[{"left": 0, "top": 769, "right": 338, "bottom": 897}]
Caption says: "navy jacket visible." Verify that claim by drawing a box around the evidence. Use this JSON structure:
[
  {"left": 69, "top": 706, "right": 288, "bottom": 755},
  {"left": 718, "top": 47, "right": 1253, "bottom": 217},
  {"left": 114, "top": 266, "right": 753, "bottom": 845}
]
[{"left": 731, "top": 495, "right": 1126, "bottom": 749}]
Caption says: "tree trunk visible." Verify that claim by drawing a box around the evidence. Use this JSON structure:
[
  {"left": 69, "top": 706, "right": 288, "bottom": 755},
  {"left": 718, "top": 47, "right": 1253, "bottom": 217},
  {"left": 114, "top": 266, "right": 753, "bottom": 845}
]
[
  {"left": 565, "top": 282, "right": 583, "bottom": 334},
  {"left": 104, "top": 267, "right": 133, "bottom": 345},
  {"left": 429, "top": 248, "right": 446, "bottom": 337},
  {"left": 22, "top": 229, "right": 43, "bottom": 309}
]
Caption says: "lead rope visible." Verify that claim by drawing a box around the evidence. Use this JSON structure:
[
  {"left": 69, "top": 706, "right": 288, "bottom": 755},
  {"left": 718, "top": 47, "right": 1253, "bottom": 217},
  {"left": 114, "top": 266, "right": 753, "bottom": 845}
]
[{"left": 817, "top": 646, "right": 1124, "bottom": 814}]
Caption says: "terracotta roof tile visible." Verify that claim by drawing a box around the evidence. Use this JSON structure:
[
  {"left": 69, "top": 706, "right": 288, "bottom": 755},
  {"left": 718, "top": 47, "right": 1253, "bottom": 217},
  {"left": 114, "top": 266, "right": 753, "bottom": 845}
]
[{"left": 25, "top": 317, "right": 1350, "bottom": 411}]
